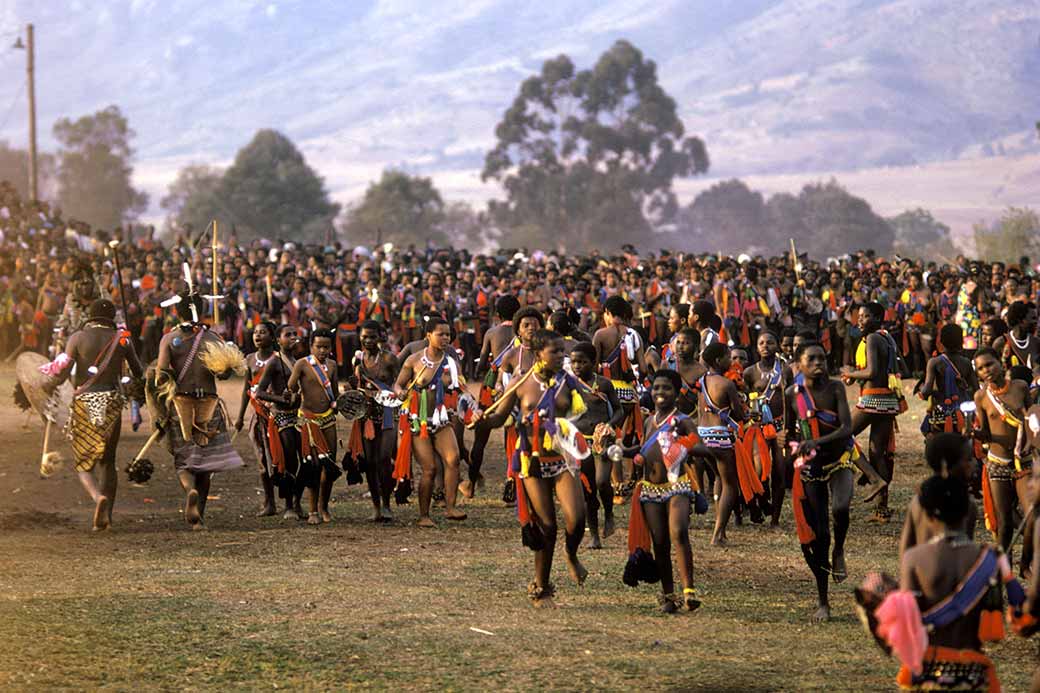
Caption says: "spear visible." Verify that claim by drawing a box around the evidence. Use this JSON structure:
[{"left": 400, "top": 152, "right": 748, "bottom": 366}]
[
  {"left": 212, "top": 219, "right": 219, "bottom": 330},
  {"left": 108, "top": 239, "right": 131, "bottom": 328}
]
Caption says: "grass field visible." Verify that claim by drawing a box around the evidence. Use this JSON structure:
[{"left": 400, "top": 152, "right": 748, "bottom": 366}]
[{"left": 0, "top": 366, "right": 1034, "bottom": 691}]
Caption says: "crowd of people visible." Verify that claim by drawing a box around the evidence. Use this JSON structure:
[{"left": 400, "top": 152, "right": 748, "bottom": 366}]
[{"left": 4, "top": 179, "right": 1040, "bottom": 690}]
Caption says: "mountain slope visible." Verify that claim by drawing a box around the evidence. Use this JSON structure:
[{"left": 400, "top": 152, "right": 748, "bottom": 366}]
[{"left": 1, "top": 0, "right": 1037, "bottom": 217}]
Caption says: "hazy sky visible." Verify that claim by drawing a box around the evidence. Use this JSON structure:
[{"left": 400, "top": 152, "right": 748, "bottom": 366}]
[{"left": 1, "top": 0, "right": 1037, "bottom": 228}]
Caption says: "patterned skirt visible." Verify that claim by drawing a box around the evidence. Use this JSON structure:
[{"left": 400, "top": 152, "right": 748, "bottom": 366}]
[
  {"left": 67, "top": 390, "right": 125, "bottom": 472},
  {"left": 639, "top": 478, "right": 697, "bottom": 504},
  {"left": 697, "top": 425, "right": 735, "bottom": 450},
  {"left": 168, "top": 404, "right": 244, "bottom": 474},
  {"left": 856, "top": 391, "right": 902, "bottom": 415}
]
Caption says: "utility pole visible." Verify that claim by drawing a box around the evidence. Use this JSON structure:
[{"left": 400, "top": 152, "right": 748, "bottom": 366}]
[{"left": 25, "top": 23, "right": 37, "bottom": 202}]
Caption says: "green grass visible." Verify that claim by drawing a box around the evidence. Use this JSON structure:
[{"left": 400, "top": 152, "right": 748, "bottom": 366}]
[{"left": 0, "top": 369, "right": 1034, "bottom": 691}]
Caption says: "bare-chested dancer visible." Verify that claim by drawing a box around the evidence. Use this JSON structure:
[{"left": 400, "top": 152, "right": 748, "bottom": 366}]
[
  {"left": 495, "top": 306, "right": 543, "bottom": 502},
  {"left": 973, "top": 347, "right": 1032, "bottom": 556},
  {"left": 287, "top": 328, "right": 341, "bottom": 525},
  {"left": 697, "top": 342, "right": 747, "bottom": 545},
  {"left": 352, "top": 320, "right": 398, "bottom": 521},
  {"left": 594, "top": 296, "right": 647, "bottom": 498},
  {"left": 254, "top": 324, "right": 305, "bottom": 520},
  {"left": 569, "top": 341, "right": 623, "bottom": 548},
  {"left": 236, "top": 321, "right": 280, "bottom": 516},
  {"left": 860, "top": 469, "right": 1029, "bottom": 690},
  {"left": 744, "top": 331, "right": 791, "bottom": 525},
  {"left": 466, "top": 295, "right": 520, "bottom": 497},
  {"left": 43, "top": 299, "right": 143, "bottom": 531},
  {"left": 470, "top": 293, "right": 524, "bottom": 493},
  {"left": 785, "top": 342, "right": 858, "bottom": 621},
  {"left": 473, "top": 329, "right": 587, "bottom": 606},
  {"left": 993, "top": 300, "right": 1040, "bottom": 383},
  {"left": 838, "top": 302, "right": 899, "bottom": 520},
  {"left": 394, "top": 316, "right": 468, "bottom": 526},
  {"left": 626, "top": 369, "right": 713, "bottom": 613},
  {"left": 157, "top": 292, "right": 243, "bottom": 530},
  {"left": 899, "top": 432, "right": 977, "bottom": 556},
  {"left": 918, "top": 324, "right": 976, "bottom": 438}
]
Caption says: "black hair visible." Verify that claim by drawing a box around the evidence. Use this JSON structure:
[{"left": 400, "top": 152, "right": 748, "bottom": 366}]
[
  {"left": 425, "top": 315, "right": 450, "bottom": 334},
  {"left": 257, "top": 320, "right": 277, "bottom": 336},
  {"left": 938, "top": 323, "right": 963, "bottom": 353},
  {"left": 863, "top": 301, "right": 885, "bottom": 322},
  {"left": 702, "top": 342, "right": 727, "bottom": 370},
  {"left": 653, "top": 369, "right": 683, "bottom": 393},
  {"left": 676, "top": 326, "right": 700, "bottom": 351},
  {"left": 709, "top": 314, "right": 723, "bottom": 332},
  {"left": 359, "top": 320, "right": 383, "bottom": 333},
  {"left": 513, "top": 306, "right": 545, "bottom": 328},
  {"left": 311, "top": 328, "right": 336, "bottom": 342},
  {"left": 496, "top": 294, "right": 521, "bottom": 320},
  {"left": 569, "top": 341, "right": 596, "bottom": 361},
  {"left": 88, "top": 299, "right": 116, "bottom": 322},
  {"left": 530, "top": 328, "right": 562, "bottom": 354},
  {"left": 924, "top": 432, "right": 969, "bottom": 476},
  {"left": 919, "top": 475, "right": 971, "bottom": 526},
  {"left": 604, "top": 295, "right": 633, "bottom": 321},
  {"left": 278, "top": 324, "right": 298, "bottom": 337},
  {"left": 974, "top": 346, "right": 1000, "bottom": 362},
  {"left": 174, "top": 292, "right": 204, "bottom": 323},
  {"left": 1006, "top": 300, "right": 1031, "bottom": 328},
  {"left": 548, "top": 310, "right": 574, "bottom": 336},
  {"left": 794, "top": 329, "right": 817, "bottom": 344},
  {"left": 982, "top": 318, "right": 1007, "bottom": 340},
  {"left": 671, "top": 303, "right": 690, "bottom": 321},
  {"left": 795, "top": 341, "right": 823, "bottom": 361},
  {"left": 692, "top": 299, "right": 716, "bottom": 322}
]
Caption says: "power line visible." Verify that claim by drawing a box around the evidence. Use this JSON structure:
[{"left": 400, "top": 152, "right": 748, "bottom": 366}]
[{"left": 0, "top": 78, "right": 25, "bottom": 132}]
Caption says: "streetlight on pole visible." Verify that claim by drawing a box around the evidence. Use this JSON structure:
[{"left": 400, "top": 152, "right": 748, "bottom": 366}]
[{"left": 13, "top": 23, "right": 36, "bottom": 201}]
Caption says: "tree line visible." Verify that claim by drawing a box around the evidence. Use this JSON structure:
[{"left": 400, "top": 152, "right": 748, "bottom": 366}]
[{"left": 1, "top": 39, "right": 1034, "bottom": 259}]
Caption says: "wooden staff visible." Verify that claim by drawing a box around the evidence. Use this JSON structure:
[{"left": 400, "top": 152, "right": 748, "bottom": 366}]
[
  {"left": 129, "top": 427, "right": 163, "bottom": 463},
  {"left": 470, "top": 364, "right": 538, "bottom": 425},
  {"left": 790, "top": 238, "right": 799, "bottom": 278},
  {"left": 212, "top": 219, "right": 219, "bottom": 328},
  {"left": 265, "top": 274, "right": 273, "bottom": 314}
]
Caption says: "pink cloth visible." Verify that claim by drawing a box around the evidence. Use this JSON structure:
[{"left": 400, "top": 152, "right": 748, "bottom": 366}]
[
  {"left": 876, "top": 590, "right": 928, "bottom": 675},
  {"left": 38, "top": 353, "right": 72, "bottom": 376}
]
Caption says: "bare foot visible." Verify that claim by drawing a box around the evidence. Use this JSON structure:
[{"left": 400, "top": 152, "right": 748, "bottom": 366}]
[
  {"left": 417, "top": 516, "right": 436, "bottom": 528},
  {"left": 370, "top": 508, "right": 383, "bottom": 522},
  {"left": 282, "top": 508, "right": 297, "bottom": 520},
  {"left": 458, "top": 480, "right": 474, "bottom": 499},
  {"left": 567, "top": 557, "right": 589, "bottom": 586},
  {"left": 659, "top": 595, "right": 679, "bottom": 614},
  {"left": 683, "top": 589, "right": 701, "bottom": 611},
  {"left": 769, "top": 519, "right": 781, "bottom": 529},
  {"left": 92, "top": 496, "right": 110, "bottom": 532},
  {"left": 710, "top": 531, "right": 728, "bottom": 546},
  {"left": 832, "top": 551, "right": 847, "bottom": 583},
  {"left": 811, "top": 604, "right": 831, "bottom": 623},
  {"left": 862, "top": 480, "right": 888, "bottom": 503},
  {"left": 257, "top": 504, "right": 277, "bottom": 517},
  {"left": 867, "top": 509, "right": 890, "bottom": 524},
  {"left": 587, "top": 532, "right": 603, "bottom": 549},
  {"left": 531, "top": 596, "right": 557, "bottom": 609},
  {"left": 307, "top": 512, "right": 321, "bottom": 525},
  {"left": 185, "top": 490, "right": 201, "bottom": 526},
  {"left": 380, "top": 505, "right": 394, "bottom": 522},
  {"left": 321, "top": 509, "right": 333, "bottom": 523},
  {"left": 603, "top": 516, "right": 615, "bottom": 538},
  {"left": 445, "top": 509, "right": 468, "bottom": 521},
  {"left": 191, "top": 522, "right": 208, "bottom": 531}
]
